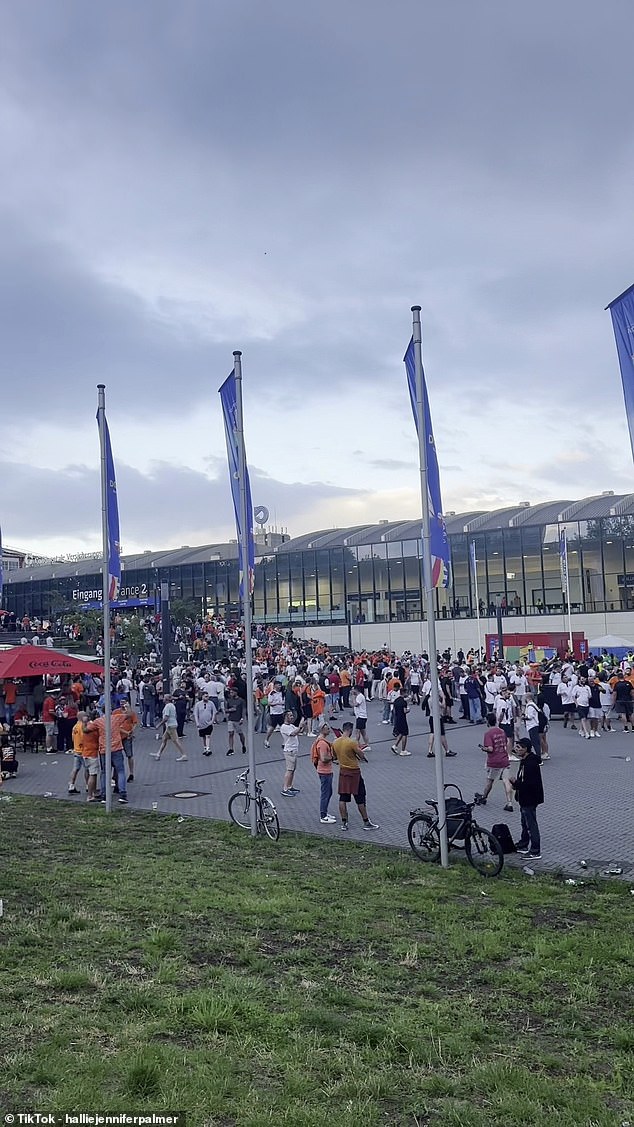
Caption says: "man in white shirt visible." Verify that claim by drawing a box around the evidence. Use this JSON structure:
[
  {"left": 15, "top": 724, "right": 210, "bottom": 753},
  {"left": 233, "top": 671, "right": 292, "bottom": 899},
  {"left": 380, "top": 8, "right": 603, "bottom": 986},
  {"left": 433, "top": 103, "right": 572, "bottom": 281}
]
[
  {"left": 264, "top": 681, "right": 286, "bottom": 748},
  {"left": 557, "top": 676, "right": 577, "bottom": 728},
  {"left": 523, "top": 695, "right": 542, "bottom": 761},
  {"left": 194, "top": 693, "right": 217, "bottom": 755},
  {"left": 572, "top": 679, "right": 591, "bottom": 739},
  {"left": 353, "top": 690, "right": 370, "bottom": 750},
  {"left": 151, "top": 695, "right": 188, "bottom": 761},
  {"left": 279, "top": 711, "right": 305, "bottom": 797}
]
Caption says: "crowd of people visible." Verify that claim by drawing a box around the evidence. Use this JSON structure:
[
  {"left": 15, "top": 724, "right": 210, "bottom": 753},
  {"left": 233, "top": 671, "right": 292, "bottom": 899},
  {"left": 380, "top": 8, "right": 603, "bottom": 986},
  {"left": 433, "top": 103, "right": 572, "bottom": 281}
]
[{"left": 3, "top": 613, "right": 633, "bottom": 860}]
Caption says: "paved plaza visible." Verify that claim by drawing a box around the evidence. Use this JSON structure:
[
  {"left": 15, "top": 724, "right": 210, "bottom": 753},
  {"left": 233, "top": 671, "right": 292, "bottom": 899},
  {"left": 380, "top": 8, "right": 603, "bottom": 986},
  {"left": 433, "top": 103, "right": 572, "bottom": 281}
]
[{"left": 6, "top": 700, "right": 634, "bottom": 879}]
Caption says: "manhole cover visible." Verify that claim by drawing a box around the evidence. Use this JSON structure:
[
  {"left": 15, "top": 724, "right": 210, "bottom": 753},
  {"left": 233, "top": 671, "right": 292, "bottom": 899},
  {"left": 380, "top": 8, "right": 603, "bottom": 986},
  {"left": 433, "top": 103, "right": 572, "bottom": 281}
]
[{"left": 165, "top": 790, "right": 211, "bottom": 799}]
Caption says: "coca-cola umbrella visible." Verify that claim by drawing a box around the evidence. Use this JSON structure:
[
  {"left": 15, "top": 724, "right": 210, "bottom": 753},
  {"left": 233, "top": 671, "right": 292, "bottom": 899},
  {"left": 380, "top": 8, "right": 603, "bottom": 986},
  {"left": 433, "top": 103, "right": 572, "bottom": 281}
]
[{"left": 0, "top": 645, "right": 104, "bottom": 678}]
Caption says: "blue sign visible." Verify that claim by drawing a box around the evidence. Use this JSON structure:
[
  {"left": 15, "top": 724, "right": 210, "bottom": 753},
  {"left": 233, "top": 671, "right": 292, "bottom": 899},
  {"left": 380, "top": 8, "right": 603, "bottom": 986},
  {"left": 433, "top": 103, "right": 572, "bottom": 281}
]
[
  {"left": 607, "top": 283, "right": 634, "bottom": 461},
  {"left": 219, "top": 370, "right": 255, "bottom": 600}
]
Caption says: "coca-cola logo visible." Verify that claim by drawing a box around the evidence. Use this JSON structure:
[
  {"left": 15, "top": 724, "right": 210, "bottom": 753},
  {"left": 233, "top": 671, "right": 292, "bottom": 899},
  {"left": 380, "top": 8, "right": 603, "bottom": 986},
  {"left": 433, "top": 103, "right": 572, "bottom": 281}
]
[{"left": 28, "top": 659, "right": 74, "bottom": 670}]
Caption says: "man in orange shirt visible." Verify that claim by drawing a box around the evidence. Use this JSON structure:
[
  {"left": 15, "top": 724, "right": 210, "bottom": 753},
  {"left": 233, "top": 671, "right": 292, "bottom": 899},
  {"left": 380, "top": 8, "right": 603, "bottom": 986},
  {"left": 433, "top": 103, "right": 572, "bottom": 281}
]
[
  {"left": 1, "top": 680, "right": 17, "bottom": 726},
  {"left": 115, "top": 699, "right": 140, "bottom": 783},
  {"left": 68, "top": 711, "right": 89, "bottom": 796},
  {"left": 81, "top": 717, "right": 101, "bottom": 802},
  {"left": 85, "top": 710, "right": 128, "bottom": 805}
]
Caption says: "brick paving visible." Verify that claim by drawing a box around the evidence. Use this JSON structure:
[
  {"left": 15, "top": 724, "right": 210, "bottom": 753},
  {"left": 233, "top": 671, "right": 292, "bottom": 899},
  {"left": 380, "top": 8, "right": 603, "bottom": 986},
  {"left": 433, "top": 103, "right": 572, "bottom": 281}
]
[{"left": 5, "top": 700, "right": 634, "bottom": 880}]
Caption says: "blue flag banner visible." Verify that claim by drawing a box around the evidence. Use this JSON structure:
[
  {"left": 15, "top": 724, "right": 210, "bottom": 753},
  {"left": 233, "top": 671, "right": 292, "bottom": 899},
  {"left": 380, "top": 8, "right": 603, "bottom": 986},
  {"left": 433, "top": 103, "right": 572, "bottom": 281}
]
[
  {"left": 469, "top": 539, "right": 477, "bottom": 576},
  {"left": 607, "top": 283, "right": 634, "bottom": 461},
  {"left": 96, "top": 411, "right": 121, "bottom": 602},
  {"left": 560, "top": 528, "right": 568, "bottom": 591},
  {"left": 0, "top": 524, "right": 3, "bottom": 604},
  {"left": 219, "top": 370, "right": 255, "bottom": 599},
  {"left": 404, "top": 338, "right": 451, "bottom": 589}
]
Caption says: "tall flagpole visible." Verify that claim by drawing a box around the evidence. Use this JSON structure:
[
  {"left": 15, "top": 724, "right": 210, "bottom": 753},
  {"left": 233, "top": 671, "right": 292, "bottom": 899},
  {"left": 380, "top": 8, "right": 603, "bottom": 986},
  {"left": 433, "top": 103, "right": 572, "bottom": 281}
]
[
  {"left": 561, "top": 529, "right": 573, "bottom": 655},
  {"left": 412, "top": 307, "right": 449, "bottom": 868},
  {"left": 97, "top": 384, "right": 113, "bottom": 813},
  {"left": 233, "top": 352, "right": 257, "bottom": 837},
  {"left": 471, "top": 541, "right": 482, "bottom": 659}
]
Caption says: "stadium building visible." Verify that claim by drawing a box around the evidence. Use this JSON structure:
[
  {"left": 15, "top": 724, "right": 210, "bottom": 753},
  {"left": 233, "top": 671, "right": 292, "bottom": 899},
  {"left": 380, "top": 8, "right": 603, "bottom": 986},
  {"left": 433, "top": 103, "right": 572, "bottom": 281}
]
[{"left": 3, "top": 492, "right": 634, "bottom": 654}]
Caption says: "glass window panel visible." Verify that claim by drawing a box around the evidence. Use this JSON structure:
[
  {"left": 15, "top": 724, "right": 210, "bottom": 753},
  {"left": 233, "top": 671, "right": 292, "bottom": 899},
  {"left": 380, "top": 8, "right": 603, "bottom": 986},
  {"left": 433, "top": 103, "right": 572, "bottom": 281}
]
[
  {"left": 521, "top": 526, "right": 544, "bottom": 613},
  {"left": 388, "top": 556, "right": 405, "bottom": 622},
  {"left": 373, "top": 556, "right": 389, "bottom": 622},
  {"left": 502, "top": 529, "right": 525, "bottom": 615}
]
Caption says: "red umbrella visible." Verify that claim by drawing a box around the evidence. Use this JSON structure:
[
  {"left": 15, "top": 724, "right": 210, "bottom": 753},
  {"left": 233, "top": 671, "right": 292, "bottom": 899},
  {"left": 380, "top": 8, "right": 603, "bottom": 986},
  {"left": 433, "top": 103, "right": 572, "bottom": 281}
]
[{"left": 0, "top": 645, "right": 104, "bottom": 678}]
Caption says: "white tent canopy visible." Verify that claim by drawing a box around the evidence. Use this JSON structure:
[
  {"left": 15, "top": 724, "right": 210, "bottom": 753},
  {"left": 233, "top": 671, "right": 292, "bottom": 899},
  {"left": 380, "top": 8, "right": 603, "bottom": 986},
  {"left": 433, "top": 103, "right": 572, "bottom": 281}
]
[{"left": 588, "top": 634, "right": 634, "bottom": 649}]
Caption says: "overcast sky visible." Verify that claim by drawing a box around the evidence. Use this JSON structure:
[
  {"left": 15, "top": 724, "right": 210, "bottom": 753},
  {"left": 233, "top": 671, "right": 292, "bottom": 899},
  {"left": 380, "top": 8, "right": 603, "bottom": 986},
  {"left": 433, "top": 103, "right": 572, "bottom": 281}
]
[{"left": 1, "top": 0, "right": 634, "bottom": 557}]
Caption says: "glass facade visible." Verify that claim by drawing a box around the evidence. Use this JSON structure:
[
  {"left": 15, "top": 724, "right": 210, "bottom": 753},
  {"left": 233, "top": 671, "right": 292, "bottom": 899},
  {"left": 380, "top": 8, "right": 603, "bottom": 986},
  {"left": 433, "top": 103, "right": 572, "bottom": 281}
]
[{"left": 5, "top": 516, "right": 634, "bottom": 624}]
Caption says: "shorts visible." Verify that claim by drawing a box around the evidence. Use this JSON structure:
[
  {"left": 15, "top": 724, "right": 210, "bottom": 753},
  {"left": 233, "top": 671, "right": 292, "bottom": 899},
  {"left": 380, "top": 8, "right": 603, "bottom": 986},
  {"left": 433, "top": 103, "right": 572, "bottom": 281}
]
[
  {"left": 339, "top": 773, "right": 367, "bottom": 806},
  {"left": 576, "top": 706, "right": 589, "bottom": 719},
  {"left": 44, "top": 722, "right": 55, "bottom": 737},
  {"left": 198, "top": 725, "right": 213, "bottom": 738},
  {"left": 588, "top": 707, "right": 602, "bottom": 720},
  {"left": 355, "top": 717, "right": 367, "bottom": 731},
  {"left": 428, "top": 716, "right": 445, "bottom": 735},
  {"left": 82, "top": 756, "right": 99, "bottom": 776},
  {"left": 284, "top": 751, "right": 297, "bottom": 771},
  {"left": 486, "top": 765, "right": 510, "bottom": 781},
  {"left": 72, "top": 752, "right": 84, "bottom": 770},
  {"left": 393, "top": 723, "right": 409, "bottom": 737},
  {"left": 122, "top": 737, "right": 134, "bottom": 759},
  {"left": 615, "top": 701, "right": 633, "bottom": 717},
  {"left": 227, "top": 720, "right": 243, "bottom": 734},
  {"left": 500, "top": 723, "right": 514, "bottom": 739},
  {"left": 269, "top": 714, "right": 285, "bottom": 728}
]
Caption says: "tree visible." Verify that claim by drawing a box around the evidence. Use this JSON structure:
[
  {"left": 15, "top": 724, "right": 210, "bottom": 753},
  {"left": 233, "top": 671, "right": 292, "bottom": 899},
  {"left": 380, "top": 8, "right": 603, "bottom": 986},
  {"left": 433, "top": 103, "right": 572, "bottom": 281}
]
[{"left": 170, "top": 598, "right": 201, "bottom": 627}]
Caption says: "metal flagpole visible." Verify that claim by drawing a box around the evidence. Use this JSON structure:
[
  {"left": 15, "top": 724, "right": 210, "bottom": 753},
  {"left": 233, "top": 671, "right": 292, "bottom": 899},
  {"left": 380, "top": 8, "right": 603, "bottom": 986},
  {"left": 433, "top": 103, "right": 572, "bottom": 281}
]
[
  {"left": 97, "top": 385, "right": 113, "bottom": 814},
  {"left": 233, "top": 351, "right": 257, "bottom": 837},
  {"left": 411, "top": 307, "right": 449, "bottom": 868},
  {"left": 562, "top": 529, "right": 573, "bottom": 655},
  {"left": 472, "top": 541, "right": 482, "bottom": 660}
]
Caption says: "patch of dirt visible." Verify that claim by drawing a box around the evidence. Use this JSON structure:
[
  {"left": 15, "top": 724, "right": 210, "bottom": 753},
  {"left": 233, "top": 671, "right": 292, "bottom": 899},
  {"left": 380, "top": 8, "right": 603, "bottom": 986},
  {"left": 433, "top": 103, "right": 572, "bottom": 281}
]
[{"left": 531, "top": 907, "right": 596, "bottom": 929}]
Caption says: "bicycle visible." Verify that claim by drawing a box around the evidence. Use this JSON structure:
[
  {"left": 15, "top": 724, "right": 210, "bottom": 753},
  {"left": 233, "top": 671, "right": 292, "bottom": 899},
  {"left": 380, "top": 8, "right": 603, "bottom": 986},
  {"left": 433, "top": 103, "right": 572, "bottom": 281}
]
[
  {"left": 228, "top": 769, "right": 280, "bottom": 841},
  {"left": 407, "top": 783, "right": 504, "bottom": 877}
]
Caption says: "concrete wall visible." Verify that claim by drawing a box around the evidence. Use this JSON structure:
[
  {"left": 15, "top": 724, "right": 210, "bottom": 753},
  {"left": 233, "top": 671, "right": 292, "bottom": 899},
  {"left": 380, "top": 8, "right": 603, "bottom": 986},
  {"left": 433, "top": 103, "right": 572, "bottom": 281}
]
[{"left": 287, "top": 611, "right": 634, "bottom": 654}]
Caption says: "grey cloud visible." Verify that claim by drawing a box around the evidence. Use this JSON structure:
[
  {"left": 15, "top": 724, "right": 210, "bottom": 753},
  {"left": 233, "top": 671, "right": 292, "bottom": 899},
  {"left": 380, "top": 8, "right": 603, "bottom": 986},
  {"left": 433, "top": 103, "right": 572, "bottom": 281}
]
[{"left": 0, "top": 457, "right": 366, "bottom": 547}]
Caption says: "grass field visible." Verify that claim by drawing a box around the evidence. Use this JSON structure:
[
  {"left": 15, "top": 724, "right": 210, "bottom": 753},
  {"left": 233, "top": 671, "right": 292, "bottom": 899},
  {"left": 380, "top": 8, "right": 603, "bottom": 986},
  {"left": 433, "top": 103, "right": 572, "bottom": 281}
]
[{"left": 0, "top": 797, "right": 632, "bottom": 1127}]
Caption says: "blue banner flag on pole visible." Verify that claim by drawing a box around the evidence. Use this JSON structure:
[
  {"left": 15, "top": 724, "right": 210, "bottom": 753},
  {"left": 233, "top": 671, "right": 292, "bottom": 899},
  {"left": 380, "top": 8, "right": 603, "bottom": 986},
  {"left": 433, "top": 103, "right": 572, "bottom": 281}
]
[
  {"left": 559, "top": 527, "right": 568, "bottom": 589},
  {"left": 607, "top": 282, "right": 634, "bottom": 461},
  {"left": 0, "top": 524, "right": 3, "bottom": 604},
  {"left": 469, "top": 539, "right": 477, "bottom": 575},
  {"left": 219, "top": 370, "right": 255, "bottom": 598},
  {"left": 404, "top": 338, "right": 451, "bottom": 588},
  {"left": 96, "top": 411, "right": 122, "bottom": 602}
]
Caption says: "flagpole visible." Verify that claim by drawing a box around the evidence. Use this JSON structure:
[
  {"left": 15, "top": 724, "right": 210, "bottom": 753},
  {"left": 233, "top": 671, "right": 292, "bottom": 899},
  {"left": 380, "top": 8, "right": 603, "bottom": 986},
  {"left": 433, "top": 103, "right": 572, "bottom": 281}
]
[
  {"left": 411, "top": 307, "right": 449, "bottom": 868},
  {"left": 233, "top": 351, "right": 257, "bottom": 837},
  {"left": 97, "top": 384, "right": 112, "bottom": 814},
  {"left": 472, "top": 541, "right": 482, "bottom": 660},
  {"left": 561, "top": 529, "right": 573, "bottom": 655}
]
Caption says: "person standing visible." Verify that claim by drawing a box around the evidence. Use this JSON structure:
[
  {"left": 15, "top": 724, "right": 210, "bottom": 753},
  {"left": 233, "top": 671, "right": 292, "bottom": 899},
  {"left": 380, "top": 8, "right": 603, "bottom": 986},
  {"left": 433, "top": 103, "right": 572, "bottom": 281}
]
[
  {"left": 391, "top": 688, "right": 411, "bottom": 756},
  {"left": 279, "top": 710, "right": 305, "bottom": 797},
  {"left": 353, "top": 688, "right": 370, "bottom": 751},
  {"left": 613, "top": 672, "right": 633, "bottom": 733},
  {"left": 194, "top": 692, "right": 216, "bottom": 755},
  {"left": 557, "top": 676, "right": 577, "bottom": 729},
  {"left": 117, "top": 699, "right": 140, "bottom": 781},
  {"left": 68, "top": 711, "right": 88, "bottom": 795},
  {"left": 331, "top": 722, "right": 379, "bottom": 831},
  {"left": 42, "top": 689, "right": 58, "bottom": 753},
  {"left": 523, "top": 694, "right": 542, "bottom": 760},
  {"left": 313, "top": 722, "right": 336, "bottom": 823},
  {"left": 475, "top": 713, "right": 515, "bottom": 811},
  {"left": 151, "top": 695, "right": 188, "bottom": 761},
  {"left": 264, "top": 680, "right": 286, "bottom": 748},
  {"left": 465, "top": 672, "right": 484, "bottom": 724},
  {"left": 511, "top": 737, "right": 544, "bottom": 859},
  {"left": 571, "top": 678, "right": 591, "bottom": 740},
  {"left": 85, "top": 708, "right": 129, "bottom": 804}
]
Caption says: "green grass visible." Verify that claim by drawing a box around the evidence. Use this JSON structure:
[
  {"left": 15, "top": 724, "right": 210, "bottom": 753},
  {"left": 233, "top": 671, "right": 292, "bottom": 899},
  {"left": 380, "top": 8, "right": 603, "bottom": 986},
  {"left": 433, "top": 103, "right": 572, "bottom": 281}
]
[{"left": 0, "top": 798, "right": 632, "bottom": 1126}]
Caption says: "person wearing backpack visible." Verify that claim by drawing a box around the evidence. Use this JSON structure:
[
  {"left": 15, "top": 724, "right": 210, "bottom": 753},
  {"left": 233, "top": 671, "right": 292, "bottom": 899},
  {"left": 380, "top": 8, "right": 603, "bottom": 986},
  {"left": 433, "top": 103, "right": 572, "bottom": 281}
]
[{"left": 312, "top": 722, "right": 336, "bottom": 824}]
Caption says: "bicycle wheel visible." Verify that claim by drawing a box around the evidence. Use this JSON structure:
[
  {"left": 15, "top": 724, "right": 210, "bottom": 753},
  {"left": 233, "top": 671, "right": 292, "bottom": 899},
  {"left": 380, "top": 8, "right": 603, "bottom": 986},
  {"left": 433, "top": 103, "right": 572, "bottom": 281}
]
[
  {"left": 465, "top": 825, "right": 504, "bottom": 877},
  {"left": 228, "top": 791, "right": 251, "bottom": 829},
  {"left": 407, "top": 814, "right": 441, "bottom": 863},
  {"left": 259, "top": 797, "right": 280, "bottom": 841}
]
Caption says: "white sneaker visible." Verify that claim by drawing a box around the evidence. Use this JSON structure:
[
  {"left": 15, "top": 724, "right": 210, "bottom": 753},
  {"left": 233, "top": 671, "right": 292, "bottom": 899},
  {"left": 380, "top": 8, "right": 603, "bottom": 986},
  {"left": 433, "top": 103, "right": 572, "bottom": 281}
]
[
  {"left": 320, "top": 815, "right": 336, "bottom": 824},
  {"left": 149, "top": 752, "right": 161, "bottom": 759},
  {"left": 595, "top": 732, "right": 601, "bottom": 738},
  {"left": 381, "top": 719, "right": 390, "bottom": 724},
  {"left": 584, "top": 733, "right": 590, "bottom": 739},
  {"left": 590, "top": 732, "right": 596, "bottom": 738},
  {"left": 264, "top": 741, "right": 270, "bottom": 748},
  {"left": 176, "top": 755, "right": 188, "bottom": 762},
  {"left": 399, "top": 750, "right": 412, "bottom": 756}
]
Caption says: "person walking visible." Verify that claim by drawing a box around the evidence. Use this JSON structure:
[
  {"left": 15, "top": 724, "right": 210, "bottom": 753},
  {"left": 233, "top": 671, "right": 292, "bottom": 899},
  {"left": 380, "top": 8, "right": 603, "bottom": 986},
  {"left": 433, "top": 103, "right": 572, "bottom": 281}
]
[
  {"left": 331, "top": 722, "right": 379, "bottom": 831},
  {"left": 511, "top": 736, "right": 544, "bottom": 859},
  {"left": 151, "top": 695, "right": 188, "bottom": 761},
  {"left": 391, "top": 688, "right": 411, "bottom": 756},
  {"left": 264, "top": 680, "right": 286, "bottom": 747},
  {"left": 225, "top": 688, "right": 246, "bottom": 755},
  {"left": 313, "top": 722, "right": 336, "bottom": 823},
  {"left": 117, "top": 699, "right": 140, "bottom": 782},
  {"left": 194, "top": 692, "right": 216, "bottom": 755}
]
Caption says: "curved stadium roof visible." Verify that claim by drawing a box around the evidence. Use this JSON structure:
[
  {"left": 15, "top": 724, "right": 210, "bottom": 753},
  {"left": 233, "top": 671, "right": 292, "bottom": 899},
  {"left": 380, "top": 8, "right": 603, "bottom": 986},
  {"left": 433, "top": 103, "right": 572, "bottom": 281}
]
[{"left": 5, "top": 493, "right": 633, "bottom": 583}]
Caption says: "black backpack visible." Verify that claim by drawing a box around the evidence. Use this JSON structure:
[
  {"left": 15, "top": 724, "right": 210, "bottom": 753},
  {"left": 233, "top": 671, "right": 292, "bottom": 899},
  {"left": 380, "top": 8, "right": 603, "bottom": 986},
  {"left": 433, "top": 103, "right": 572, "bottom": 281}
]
[{"left": 492, "top": 823, "right": 516, "bottom": 854}]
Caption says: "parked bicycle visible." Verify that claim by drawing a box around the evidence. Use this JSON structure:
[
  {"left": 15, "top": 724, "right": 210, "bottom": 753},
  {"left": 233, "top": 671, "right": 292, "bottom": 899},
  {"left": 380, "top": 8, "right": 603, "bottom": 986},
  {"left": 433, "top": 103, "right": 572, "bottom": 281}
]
[
  {"left": 228, "top": 769, "right": 280, "bottom": 841},
  {"left": 407, "top": 783, "right": 504, "bottom": 877}
]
